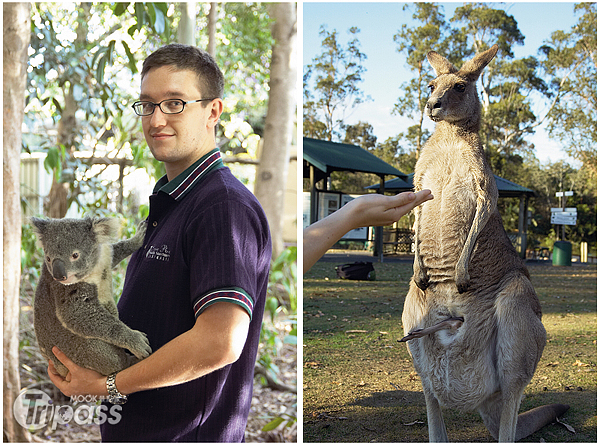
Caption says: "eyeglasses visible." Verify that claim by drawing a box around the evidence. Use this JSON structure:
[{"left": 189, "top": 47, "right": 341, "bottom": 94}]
[{"left": 131, "top": 98, "right": 216, "bottom": 116}]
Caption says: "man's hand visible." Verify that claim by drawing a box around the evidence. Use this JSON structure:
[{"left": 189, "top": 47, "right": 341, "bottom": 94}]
[
  {"left": 47, "top": 346, "right": 108, "bottom": 398},
  {"left": 347, "top": 190, "right": 434, "bottom": 229}
]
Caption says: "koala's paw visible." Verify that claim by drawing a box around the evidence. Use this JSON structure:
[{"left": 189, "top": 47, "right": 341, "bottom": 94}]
[
  {"left": 128, "top": 330, "right": 152, "bottom": 359},
  {"left": 131, "top": 220, "right": 147, "bottom": 247}
]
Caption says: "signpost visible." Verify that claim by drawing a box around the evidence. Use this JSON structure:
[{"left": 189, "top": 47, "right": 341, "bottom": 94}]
[
  {"left": 553, "top": 191, "right": 577, "bottom": 240},
  {"left": 550, "top": 208, "right": 577, "bottom": 226},
  {"left": 552, "top": 190, "right": 576, "bottom": 266}
]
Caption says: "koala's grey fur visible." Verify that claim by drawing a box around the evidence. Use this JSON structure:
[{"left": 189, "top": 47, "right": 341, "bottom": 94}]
[{"left": 31, "top": 216, "right": 151, "bottom": 377}]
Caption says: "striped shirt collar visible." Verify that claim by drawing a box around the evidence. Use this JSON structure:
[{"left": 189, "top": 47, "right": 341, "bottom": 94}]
[{"left": 153, "top": 149, "right": 224, "bottom": 201}]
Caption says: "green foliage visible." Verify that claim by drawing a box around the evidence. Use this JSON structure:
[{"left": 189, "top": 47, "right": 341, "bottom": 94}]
[
  {"left": 304, "top": 26, "right": 370, "bottom": 141},
  {"left": 539, "top": 2, "right": 597, "bottom": 173},
  {"left": 262, "top": 404, "right": 297, "bottom": 432},
  {"left": 21, "top": 223, "right": 44, "bottom": 294},
  {"left": 258, "top": 246, "right": 297, "bottom": 386},
  {"left": 25, "top": 3, "right": 276, "bottom": 216}
]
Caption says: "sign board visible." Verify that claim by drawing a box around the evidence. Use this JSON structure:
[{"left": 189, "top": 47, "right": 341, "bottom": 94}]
[
  {"left": 555, "top": 191, "right": 574, "bottom": 197},
  {"left": 551, "top": 208, "right": 577, "bottom": 226}
]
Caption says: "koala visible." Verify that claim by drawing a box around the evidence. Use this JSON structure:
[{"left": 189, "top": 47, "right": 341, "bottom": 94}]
[{"left": 31, "top": 216, "right": 152, "bottom": 377}]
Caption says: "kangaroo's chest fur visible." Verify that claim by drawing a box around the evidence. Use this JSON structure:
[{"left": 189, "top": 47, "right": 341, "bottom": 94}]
[{"left": 414, "top": 128, "right": 493, "bottom": 283}]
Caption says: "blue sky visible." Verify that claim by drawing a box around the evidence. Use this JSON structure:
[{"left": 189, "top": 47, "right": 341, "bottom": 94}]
[{"left": 302, "top": 2, "right": 582, "bottom": 165}]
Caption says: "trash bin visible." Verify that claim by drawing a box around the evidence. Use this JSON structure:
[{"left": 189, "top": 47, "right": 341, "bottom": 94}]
[{"left": 552, "top": 241, "right": 572, "bottom": 266}]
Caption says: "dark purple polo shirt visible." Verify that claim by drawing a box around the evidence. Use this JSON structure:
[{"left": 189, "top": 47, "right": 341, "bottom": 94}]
[{"left": 100, "top": 149, "right": 271, "bottom": 442}]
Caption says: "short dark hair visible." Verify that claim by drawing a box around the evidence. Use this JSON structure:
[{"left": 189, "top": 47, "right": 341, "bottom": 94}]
[{"left": 141, "top": 44, "right": 224, "bottom": 99}]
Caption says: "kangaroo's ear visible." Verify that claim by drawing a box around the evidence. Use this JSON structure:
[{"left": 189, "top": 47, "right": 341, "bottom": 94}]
[
  {"left": 457, "top": 44, "right": 499, "bottom": 82},
  {"left": 427, "top": 51, "right": 458, "bottom": 77}
]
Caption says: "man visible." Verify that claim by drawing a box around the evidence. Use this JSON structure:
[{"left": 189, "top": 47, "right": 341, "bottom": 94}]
[{"left": 48, "top": 44, "right": 272, "bottom": 442}]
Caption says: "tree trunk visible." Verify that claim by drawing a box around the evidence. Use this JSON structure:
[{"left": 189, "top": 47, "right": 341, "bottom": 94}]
[
  {"left": 44, "top": 4, "right": 89, "bottom": 218},
  {"left": 254, "top": 3, "right": 297, "bottom": 258},
  {"left": 3, "top": 2, "right": 32, "bottom": 442},
  {"left": 207, "top": 3, "right": 217, "bottom": 56},
  {"left": 177, "top": 2, "right": 196, "bottom": 45}
]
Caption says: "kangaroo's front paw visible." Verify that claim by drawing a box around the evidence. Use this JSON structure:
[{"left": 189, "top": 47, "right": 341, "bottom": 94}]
[
  {"left": 128, "top": 330, "right": 152, "bottom": 359},
  {"left": 414, "top": 272, "right": 430, "bottom": 291},
  {"left": 455, "top": 271, "right": 470, "bottom": 293}
]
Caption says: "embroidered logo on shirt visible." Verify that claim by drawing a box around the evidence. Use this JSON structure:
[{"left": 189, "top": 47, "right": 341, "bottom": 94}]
[{"left": 146, "top": 245, "right": 171, "bottom": 262}]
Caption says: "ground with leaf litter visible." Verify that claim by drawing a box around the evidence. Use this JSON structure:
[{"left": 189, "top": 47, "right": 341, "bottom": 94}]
[{"left": 304, "top": 257, "right": 596, "bottom": 442}]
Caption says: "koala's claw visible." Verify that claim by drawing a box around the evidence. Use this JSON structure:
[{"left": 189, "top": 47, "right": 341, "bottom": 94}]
[
  {"left": 137, "top": 220, "right": 148, "bottom": 233},
  {"left": 128, "top": 221, "right": 147, "bottom": 251},
  {"left": 129, "top": 330, "right": 152, "bottom": 359}
]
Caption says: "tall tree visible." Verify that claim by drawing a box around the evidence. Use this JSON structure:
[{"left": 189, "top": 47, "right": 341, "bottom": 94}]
[
  {"left": 393, "top": 3, "right": 466, "bottom": 156},
  {"left": 207, "top": 3, "right": 217, "bottom": 56},
  {"left": 304, "top": 26, "right": 369, "bottom": 141},
  {"left": 4, "top": 3, "right": 32, "bottom": 441},
  {"left": 177, "top": 2, "right": 196, "bottom": 45},
  {"left": 27, "top": 3, "right": 171, "bottom": 218},
  {"left": 43, "top": 3, "right": 90, "bottom": 218},
  {"left": 255, "top": 2, "right": 297, "bottom": 258},
  {"left": 540, "top": 2, "right": 597, "bottom": 176},
  {"left": 449, "top": 3, "right": 538, "bottom": 175}
]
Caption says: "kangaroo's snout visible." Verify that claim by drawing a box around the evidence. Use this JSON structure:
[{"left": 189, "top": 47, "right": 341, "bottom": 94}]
[{"left": 427, "top": 98, "right": 442, "bottom": 110}]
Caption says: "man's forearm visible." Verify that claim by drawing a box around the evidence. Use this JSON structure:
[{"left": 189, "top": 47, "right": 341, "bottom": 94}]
[
  {"left": 116, "top": 303, "right": 249, "bottom": 395},
  {"left": 303, "top": 204, "right": 355, "bottom": 273}
]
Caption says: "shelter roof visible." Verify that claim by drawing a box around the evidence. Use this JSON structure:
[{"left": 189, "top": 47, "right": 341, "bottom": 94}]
[{"left": 303, "top": 138, "right": 405, "bottom": 177}]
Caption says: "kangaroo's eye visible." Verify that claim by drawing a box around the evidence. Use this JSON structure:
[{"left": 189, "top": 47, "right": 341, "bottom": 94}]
[
  {"left": 46, "top": 256, "right": 51, "bottom": 263},
  {"left": 454, "top": 83, "right": 466, "bottom": 93},
  {"left": 427, "top": 84, "right": 435, "bottom": 93}
]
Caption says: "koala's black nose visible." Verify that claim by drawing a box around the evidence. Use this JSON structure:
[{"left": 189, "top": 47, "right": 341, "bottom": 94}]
[{"left": 52, "top": 259, "right": 68, "bottom": 282}]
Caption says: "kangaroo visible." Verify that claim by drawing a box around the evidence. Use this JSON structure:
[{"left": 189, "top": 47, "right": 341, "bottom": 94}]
[{"left": 399, "top": 45, "right": 569, "bottom": 442}]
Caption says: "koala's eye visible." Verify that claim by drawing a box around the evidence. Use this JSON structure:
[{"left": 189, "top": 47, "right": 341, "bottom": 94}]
[
  {"left": 454, "top": 83, "right": 466, "bottom": 93},
  {"left": 71, "top": 252, "right": 79, "bottom": 260}
]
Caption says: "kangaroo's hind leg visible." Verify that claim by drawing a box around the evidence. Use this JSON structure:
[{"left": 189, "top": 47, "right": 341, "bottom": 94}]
[
  {"left": 478, "top": 390, "right": 570, "bottom": 442},
  {"left": 479, "top": 273, "right": 552, "bottom": 442},
  {"left": 423, "top": 385, "right": 448, "bottom": 442}
]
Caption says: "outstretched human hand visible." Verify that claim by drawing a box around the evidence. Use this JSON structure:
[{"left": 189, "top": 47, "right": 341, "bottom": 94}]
[
  {"left": 341, "top": 190, "right": 433, "bottom": 229},
  {"left": 303, "top": 190, "right": 433, "bottom": 272}
]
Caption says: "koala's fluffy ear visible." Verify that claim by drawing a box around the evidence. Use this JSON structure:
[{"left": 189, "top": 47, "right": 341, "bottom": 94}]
[
  {"left": 91, "top": 217, "right": 121, "bottom": 244},
  {"left": 30, "top": 217, "right": 49, "bottom": 240}
]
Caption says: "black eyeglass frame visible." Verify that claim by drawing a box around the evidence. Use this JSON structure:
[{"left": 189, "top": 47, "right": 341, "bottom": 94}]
[{"left": 131, "top": 98, "right": 217, "bottom": 116}]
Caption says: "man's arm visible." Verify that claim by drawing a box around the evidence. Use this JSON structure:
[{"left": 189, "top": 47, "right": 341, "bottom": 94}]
[
  {"left": 48, "top": 302, "right": 250, "bottom": 397},
  {"left": 303, "top": 190, "right": 433, "bottom": 273}
]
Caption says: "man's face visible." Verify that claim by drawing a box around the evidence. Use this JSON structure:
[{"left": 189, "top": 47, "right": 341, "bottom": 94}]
[{"left": 140, "top": 66, "right": 222, "bottom": 179}]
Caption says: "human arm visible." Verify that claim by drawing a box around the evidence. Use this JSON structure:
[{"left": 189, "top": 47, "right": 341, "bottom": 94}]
[
  {"left": 47, "top": 302, "right": 249, "bottom": 397},
  {"left": 303, "top": 190, "right": 433, "bottom": 273}
]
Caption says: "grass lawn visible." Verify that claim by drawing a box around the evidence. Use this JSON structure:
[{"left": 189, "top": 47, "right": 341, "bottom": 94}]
[{"left": 303, "top": 259, "right": 596, "bottom": 442}]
